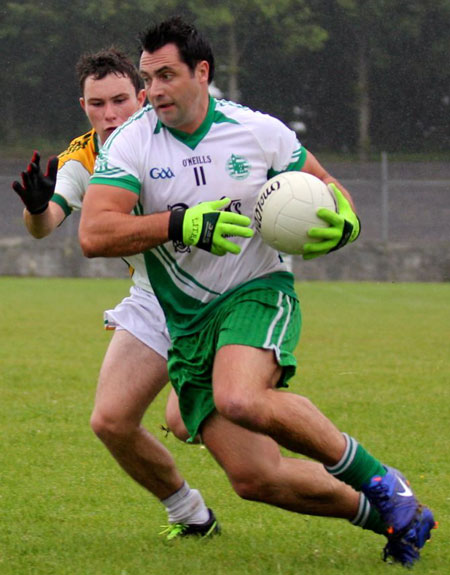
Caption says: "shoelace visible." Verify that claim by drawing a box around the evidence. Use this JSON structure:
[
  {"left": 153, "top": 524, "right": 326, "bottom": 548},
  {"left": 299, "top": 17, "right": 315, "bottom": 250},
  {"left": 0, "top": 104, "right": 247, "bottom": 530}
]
[{"left": 159, "top": 523, "right": 188, "bottom": 540}]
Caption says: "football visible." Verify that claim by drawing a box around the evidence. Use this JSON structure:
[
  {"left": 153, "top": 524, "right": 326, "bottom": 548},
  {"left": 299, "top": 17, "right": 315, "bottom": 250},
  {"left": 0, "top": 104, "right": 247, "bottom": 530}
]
[{"left": 254, "top": 171, "right": 337, "bottom": 255}]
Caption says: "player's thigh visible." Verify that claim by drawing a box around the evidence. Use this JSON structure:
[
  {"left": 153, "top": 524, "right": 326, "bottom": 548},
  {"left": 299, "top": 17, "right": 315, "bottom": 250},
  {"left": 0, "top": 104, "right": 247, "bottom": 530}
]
[
  {"left": 96, "top": 329, "right": 168, "bottom": 422},
  {"left": 212, "top": 289, "right": 299, "bottom": 407},
  {"left": 104, "top": 285, "right": 171, "bottom": 361},
  {"left": 213, "top": 344, "right": 281, "bottom": 411}
]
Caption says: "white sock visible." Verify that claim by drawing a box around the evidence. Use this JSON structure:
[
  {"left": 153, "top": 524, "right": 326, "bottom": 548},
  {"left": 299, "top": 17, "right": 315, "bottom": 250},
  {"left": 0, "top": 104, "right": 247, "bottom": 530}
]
[{"left": 162, "top": 481, "right": 210, "bottom": 525}]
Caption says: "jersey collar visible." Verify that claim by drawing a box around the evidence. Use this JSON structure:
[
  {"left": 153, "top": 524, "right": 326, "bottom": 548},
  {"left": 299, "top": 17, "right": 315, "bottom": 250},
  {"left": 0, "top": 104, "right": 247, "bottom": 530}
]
[
  {"left": 93, "top": 130, "right": 101, "bottom": 154},
  {"left": 154, "top": 96, "right": 216, "bottom": 150}
]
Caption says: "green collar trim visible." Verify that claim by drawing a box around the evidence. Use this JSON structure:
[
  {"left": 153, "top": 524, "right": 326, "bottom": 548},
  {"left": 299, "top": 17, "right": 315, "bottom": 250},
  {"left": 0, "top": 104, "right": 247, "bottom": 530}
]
[
  {"left": 153, "top": 96, "right": 238, "bottom": 149},
  {"left": 94, "top": 132, "right": 100, "bottom": 153}
]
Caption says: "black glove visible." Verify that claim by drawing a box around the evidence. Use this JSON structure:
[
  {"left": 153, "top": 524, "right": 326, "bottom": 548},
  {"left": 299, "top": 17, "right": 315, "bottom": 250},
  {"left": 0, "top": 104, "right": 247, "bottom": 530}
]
[{"left": 12, "top": 151, "right": 59, "bottom": 214}]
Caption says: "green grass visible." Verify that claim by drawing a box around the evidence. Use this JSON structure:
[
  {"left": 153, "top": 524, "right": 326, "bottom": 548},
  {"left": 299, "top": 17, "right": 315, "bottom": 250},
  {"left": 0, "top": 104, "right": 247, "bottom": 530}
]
[{"left": 0, "top": 278, "right": 448, "bottom": 575}]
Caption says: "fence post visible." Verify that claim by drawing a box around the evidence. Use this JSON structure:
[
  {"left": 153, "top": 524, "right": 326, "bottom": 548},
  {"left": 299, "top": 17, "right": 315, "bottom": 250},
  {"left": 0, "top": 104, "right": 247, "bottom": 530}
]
[{"left": 381, "top": 151, "right": 389, "bottom": 242}]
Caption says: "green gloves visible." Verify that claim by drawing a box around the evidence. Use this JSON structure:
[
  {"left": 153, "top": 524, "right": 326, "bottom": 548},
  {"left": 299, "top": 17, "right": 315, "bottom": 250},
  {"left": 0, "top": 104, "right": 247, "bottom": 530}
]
[
  {"left": 303, "top": 184, "right": 361, "bottom": 260},
  {"left": 168, "top": 197, "right": 253, "bottom": 256}
]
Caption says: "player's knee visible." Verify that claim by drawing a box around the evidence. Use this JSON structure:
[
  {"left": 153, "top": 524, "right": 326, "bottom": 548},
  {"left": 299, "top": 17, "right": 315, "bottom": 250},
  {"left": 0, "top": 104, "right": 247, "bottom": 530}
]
[
  {"left": 165, "top": 392, "right": 191, "bottom": 442},
  {"left": 90, "top": 407, "right": 133, "bottom": 443},
  {"left": 228, "top": 468, "right": 275, "bottom": 502},
  {"left": 90, "top": 408, "right": 113, "bottom": 440},
  {"left": 165, "top": 410, "right": 190, "bottom": 442},
  {"left": 214, "top": 392, "right": 266, "bottom": 430}
]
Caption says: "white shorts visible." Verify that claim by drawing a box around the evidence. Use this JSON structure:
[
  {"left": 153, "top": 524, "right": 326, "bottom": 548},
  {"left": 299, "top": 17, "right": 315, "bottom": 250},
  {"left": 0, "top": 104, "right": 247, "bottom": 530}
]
[
  {"left": 104, "top": 286, "right": 171, "bottom": 360},
  {"left": 281, "top": 254, "right": 293, "bottom": 273}
]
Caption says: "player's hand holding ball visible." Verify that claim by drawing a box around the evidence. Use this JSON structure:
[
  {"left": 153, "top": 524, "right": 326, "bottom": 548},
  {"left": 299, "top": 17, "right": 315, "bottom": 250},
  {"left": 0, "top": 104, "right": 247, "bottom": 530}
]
[
  {"left": 168, "top": 197, "right": 254, "bottom": 256},
  {"left": 303, "top": 184, "right": 361, "bottom": 260}
]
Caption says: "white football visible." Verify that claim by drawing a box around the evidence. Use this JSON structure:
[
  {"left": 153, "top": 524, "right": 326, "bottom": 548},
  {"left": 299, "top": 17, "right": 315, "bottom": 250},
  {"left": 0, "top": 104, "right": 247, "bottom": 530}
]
[{"left": 254, "top": 171, "right": 337, "bottom": 255}]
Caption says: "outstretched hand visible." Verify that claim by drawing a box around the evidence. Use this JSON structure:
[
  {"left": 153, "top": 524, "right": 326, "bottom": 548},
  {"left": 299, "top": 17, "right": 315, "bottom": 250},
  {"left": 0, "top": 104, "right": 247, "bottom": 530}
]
[{"left": 12, "top": 151, "right": 58, "bottom": 214}]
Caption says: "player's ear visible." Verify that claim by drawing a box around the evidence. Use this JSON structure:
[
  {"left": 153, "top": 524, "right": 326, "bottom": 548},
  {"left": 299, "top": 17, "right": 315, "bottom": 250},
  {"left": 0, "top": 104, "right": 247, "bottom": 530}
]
[
  {"left": 137, "top": 89, "right": 146, "bottom": 107},
  {"left": 196, "top": 60, "right": 209, "bottom": 84},
  {"left": 79, "top": 97, "right": 86, "bottom": 112}
]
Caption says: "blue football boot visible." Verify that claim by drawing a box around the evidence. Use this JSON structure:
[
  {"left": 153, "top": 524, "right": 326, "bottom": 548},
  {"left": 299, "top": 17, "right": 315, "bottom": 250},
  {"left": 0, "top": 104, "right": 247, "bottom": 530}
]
[
  {"left": 362, "top": 466, "right": 418, "bottom": 533},
  {"left": 383, "top": 505, "right": 437, "bottom": 566},
  {"left": 363, "top": 466, "right": 436, "bottom": 566}
]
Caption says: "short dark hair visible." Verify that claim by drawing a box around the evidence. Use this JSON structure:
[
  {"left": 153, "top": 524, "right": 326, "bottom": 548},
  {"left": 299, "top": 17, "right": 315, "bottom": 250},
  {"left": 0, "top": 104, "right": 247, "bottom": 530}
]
[
  {"left": 139, "top": 16, "right": 215, "bottom": 83},
  {"left": 76, "top": 48, "right": 142, "bottom": 95}
]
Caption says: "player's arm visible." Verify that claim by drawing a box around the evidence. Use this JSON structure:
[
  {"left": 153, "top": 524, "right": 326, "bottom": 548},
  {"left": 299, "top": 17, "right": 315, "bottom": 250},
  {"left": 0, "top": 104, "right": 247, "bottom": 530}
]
[
  {"left": 79, "top": 184, "right": 169, "bottom": 258},
  {"left": 12, "top": 151, "right": 65, "bottom": 238},
  {"left": 301, "top": 150, "right": 361, "bottom": 259},
  {"left": 23, "top": 203, "right": 65, "bottom": 239},
  {"left": 301, "top": 150, "right": 355, "bottom": 211},
  {"left": 79, "top": 184, "right": 253, "bottom": 258}
]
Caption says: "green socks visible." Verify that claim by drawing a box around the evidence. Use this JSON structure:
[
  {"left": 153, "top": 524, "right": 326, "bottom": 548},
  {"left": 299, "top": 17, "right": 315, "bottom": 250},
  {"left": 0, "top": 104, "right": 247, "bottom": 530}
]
[
  {"left": 325, "top": 433, "right": 388, "bottom": 535},
  {"left": 325, "top": 433, "right": 386, "bottom": 490},
  {"left": 351, "top": 493, "right": 387, "bottom": 535}
]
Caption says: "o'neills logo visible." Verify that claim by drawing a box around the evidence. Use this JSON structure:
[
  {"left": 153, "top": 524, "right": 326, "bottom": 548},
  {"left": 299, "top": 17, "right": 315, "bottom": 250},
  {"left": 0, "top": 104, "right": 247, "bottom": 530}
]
[{"left": 254, "top": 178, "right": 281, "bottom": 232}]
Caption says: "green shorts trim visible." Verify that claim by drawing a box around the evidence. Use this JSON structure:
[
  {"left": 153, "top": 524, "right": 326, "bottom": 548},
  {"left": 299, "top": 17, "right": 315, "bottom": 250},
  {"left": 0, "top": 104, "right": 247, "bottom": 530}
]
[{"left": 168, "top": 283, "right": 301, "bottom": 441}]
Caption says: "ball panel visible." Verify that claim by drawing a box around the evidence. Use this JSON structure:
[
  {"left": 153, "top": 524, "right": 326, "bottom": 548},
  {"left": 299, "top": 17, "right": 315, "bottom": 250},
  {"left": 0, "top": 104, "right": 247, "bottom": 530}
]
[
  {"left": 254, "top": 171, "right": 337, "bottom": 255},
  {"left": 258, "top": 188, "right": 293, "bottom": 249}
]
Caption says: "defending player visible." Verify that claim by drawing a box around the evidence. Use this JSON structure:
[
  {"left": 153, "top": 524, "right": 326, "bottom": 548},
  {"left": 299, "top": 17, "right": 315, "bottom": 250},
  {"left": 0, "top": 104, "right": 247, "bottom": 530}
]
[{"left": 12, "top": 48, "right": 218, "bottom": 537}]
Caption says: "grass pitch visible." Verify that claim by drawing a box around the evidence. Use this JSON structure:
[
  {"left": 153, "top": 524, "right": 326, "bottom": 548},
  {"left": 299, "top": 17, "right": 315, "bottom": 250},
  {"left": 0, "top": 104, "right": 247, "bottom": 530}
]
[{"left": 0, "top": 277, "right": 448, "bottom": 575}]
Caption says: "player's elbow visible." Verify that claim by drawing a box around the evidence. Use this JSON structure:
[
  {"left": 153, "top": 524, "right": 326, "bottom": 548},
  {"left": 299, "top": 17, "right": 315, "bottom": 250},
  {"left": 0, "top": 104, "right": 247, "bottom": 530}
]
[
  {"left": 28, "top": 228, "right": 50, "bottom": 239},
  {"left": 79, "top": 229, "right": 101, "bottom": 258},
  {"left": 24, "top": 213, "right": 54, "bottom": 239},
  {"left": 79, "top": 240, "right": 94, "bottom": 258},
  {"left": 80, "top": 240, "right": 100, "bottom": 258}
]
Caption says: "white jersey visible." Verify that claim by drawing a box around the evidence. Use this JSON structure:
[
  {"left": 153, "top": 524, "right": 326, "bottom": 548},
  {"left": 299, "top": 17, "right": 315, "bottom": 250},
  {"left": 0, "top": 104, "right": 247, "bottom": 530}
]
[
  {"left": 51, "top": 129, "right": 153, "bottom": 293},
  {"left": 91, "top": 98, "right": 306, "bottom": 335}
]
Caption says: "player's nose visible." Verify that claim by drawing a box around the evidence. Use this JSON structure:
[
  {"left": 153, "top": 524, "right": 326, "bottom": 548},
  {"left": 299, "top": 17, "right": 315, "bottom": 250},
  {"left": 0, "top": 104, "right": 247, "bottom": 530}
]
[
  {"left": 148, "top": 77, "right": 164, "bottom": 100},
  {"left": 104, "top": 102, "right": 117, "bottom": 120}
]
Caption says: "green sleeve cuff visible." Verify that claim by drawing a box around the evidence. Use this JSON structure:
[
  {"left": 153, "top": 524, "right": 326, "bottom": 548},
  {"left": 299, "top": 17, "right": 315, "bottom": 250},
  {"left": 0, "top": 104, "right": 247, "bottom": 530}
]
[
  {"left": 267, "top": 146, "right": 307, "bottom": 179},
  {"left": 51, "top": 194, "right": 72, "bottom": 217},
  {"left": 90, "top": 174, "right": 141, "bottom": 195}
]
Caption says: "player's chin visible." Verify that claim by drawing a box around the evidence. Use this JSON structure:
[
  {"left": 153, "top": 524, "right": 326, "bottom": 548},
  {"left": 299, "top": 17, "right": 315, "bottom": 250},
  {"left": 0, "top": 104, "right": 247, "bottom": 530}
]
[{"left": 156, "top": 105, "right": 177, "bottom": 123}]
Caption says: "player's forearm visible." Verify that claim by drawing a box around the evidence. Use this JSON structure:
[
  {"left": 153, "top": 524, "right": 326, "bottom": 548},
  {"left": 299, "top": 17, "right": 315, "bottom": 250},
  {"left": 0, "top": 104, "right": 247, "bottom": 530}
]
[
  {"left": 23, "top": 202, "right": 64, "bottom": 239},
  {"left": 79, "top": 211, "right": 171, "bottom": 258},
  {"left": 303, "top": 150, "right": 357, "bottom": 212}
]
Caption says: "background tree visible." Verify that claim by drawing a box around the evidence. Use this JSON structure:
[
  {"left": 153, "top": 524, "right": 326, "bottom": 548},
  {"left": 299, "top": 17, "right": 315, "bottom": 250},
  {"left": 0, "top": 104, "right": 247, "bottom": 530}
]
[
  {"left": 1, "top": 0, "right": 449, "bottom": 156},
  {"left": 304, "top": 0, "right": 450, "bottom": 155},
  {"left": 0, "top": 0, "right": 178, "bottom": 144},
  {"left": 184, "top": 0, "right": 327, "bottom": 105},
  {"left": 370, "top": 0, "right": 450, "bottom": 153}
]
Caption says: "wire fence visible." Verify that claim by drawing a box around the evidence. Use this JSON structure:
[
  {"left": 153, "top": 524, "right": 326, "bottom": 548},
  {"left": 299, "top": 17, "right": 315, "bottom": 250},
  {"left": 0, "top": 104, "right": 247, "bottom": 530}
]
[
  {"left": 1, "top": 156, "right": 449, "bottom": 246},
  {"left": 327, "top": 155, "right": 450, "bottom": 245}
]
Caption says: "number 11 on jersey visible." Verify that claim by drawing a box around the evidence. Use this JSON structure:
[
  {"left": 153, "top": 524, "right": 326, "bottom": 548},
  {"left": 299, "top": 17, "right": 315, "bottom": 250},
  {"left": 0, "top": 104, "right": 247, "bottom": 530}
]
[{"left": 194, "top": 166, "right": 206, "bottom": 186}]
